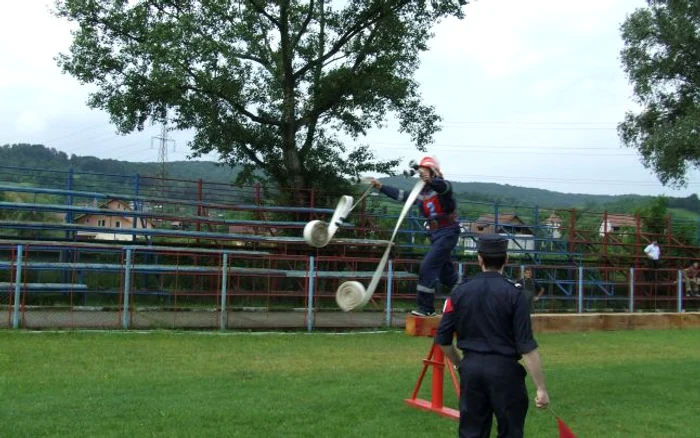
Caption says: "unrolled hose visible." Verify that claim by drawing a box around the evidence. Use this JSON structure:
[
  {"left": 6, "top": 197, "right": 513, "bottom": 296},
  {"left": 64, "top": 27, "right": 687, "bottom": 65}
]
[
  {"left": 335, "top": 179, "right": 425, "bottom": 311},
  {"left": 302, "top": 180, "right": 375, "bottom": 248},
  {"left": 303, "top": 195, "right": 354, "bottom": 248}
]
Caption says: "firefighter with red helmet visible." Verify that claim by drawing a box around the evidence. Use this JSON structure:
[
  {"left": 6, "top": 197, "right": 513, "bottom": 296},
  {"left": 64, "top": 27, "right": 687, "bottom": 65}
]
[{"left": 370, "top": 156, "right": 460, "bottom": 316}]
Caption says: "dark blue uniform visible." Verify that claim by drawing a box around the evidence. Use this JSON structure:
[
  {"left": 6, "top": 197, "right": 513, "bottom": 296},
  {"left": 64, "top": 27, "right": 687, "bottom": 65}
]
[
  {"left": 516, "top": 275, "right": 543, "bottom": 309},
  {"left": 434, "top": 246, "right": 538, "bottom": 437},
  {"left": 379, "top": 177, "right": 460, "bottom": 314}
]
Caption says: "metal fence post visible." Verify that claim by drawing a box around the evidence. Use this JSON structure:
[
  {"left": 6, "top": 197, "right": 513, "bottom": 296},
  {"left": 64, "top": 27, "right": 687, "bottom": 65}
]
[
  {"left": 122, "top": 249, "right": 133, "bottom": 329},
  {"left": 307, "top": 256, "right": 315, "bottom": 332},
  {"left": 677, "top": 269, "right": 683, "bottom": 313},
  {"left": 131, "top": 173, "right": 140, "bottom": 241},
  {"left": 629, "top": 267, "right": 635, "bottom": 313},
  {"left": 12, "top": 245, "right": 24, "bottom": 329},
  {"left": 578, "top": 266, "right": 584, "bottom": 314},
  {"left": 65, "top": 168, "right": 74, "bottom": 240},
  {"left": 385, "top": 260, "right": 393, "bottom": 328},
  {"left": 494, "top": 204, "right": 499, "bottom": 230},
  {"left": 220, "top": 253, "right": 229, "bottom": 331}
]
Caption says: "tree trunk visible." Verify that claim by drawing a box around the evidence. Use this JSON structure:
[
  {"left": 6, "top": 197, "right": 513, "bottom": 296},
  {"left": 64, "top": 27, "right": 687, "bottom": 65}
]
[
  {"left": 280, "top": 0, "right": 307, "bottom": 205},
  {"left": 282, "top": 125, "right": 306, "bottom": 204}
]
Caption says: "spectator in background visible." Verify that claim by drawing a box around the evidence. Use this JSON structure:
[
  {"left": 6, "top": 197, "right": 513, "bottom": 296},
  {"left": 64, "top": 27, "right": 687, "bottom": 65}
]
[
  {"left": 643, "top": 240, "right": 661, "bottom": 285},
  {"left": 683, "top": 261, "right": 700, "bottom": 297},
  {"left": 517, "top": 267, "right": 545, "bottom": 309}
]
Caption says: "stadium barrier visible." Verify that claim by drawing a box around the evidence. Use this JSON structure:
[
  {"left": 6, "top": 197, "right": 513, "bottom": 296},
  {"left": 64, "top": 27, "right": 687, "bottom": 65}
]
[{"left": 2, "top": 242, "right": 699, "bottom": 331}]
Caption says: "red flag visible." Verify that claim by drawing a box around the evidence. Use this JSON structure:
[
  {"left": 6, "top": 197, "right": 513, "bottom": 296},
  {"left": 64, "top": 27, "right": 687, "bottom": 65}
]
[{"left": 557, "top": 418, "right": 577, "bottom": 438}]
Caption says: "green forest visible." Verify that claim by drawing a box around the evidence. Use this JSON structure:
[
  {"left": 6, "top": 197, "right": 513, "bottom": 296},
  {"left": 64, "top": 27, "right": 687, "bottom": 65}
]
[
  {"left": 0, "top": 143, "right": 239, "bottom": 183},
  {"left": 2, "top": 143, "right": 700, "bottom": 218}
]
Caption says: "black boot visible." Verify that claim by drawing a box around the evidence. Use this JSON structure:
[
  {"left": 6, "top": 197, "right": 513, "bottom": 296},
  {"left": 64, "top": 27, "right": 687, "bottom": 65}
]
[{"left": 411, "top": 291, "right": 436, "bottom": 317}]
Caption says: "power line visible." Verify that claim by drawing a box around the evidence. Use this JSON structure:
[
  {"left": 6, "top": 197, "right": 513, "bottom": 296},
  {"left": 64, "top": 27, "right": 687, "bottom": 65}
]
[
  {"left": 106, "top": 143, "right": 155, "bottom": 161},
  {"left": 371, "top": 141, "right": 626, "bottom": 150},
  {"left": 381, "top": 121, "right": 619, "bottom": 130},
  {"left": 51, "top": 131, "right": 130, "bottom": 155},
  {"left": 370, "top": 142, "right": 636, "bottom": 156},
  {"left": 441, "top": 125, "right": 616, "bottom": 131},
  {"left": 380, "top": 119, "right": 620, "bottom": 126},
  {"left": 40, "top": 123, "right": 107, "bottom": 144},
  {"left": 440, "top": 150, "right": 631, "bottom": 156},
  {"left": 440, "top": 121, "right": 618, "bottom": 125},
  {"left": 446, "top": 172, "right": 699, "bottom": 187}
]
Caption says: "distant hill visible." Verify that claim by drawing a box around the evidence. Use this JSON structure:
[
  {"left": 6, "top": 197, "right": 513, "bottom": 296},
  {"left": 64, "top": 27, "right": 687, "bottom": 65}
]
[
  {"left": 1, "top": 143, "right": 699, "bottom": 214},
  {"left": 378, "top": 176, "right": 650, "bottom": 209},
  {"left": 0, "top": 143, "right": 240, "bottom": 183}
]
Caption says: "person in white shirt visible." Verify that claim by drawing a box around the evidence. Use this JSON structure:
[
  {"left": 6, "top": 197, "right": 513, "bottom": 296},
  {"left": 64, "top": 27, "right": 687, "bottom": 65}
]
[{"left": 643, "top": 240, "right": 661, "bottom": 285}]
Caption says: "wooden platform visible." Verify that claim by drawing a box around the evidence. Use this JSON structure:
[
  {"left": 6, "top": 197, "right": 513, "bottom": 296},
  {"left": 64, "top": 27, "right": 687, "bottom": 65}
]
[
  {"left": 405, "top": 312, "right": 700, "bottom": 337},
  {"left": 532, "top": 312, "right": 700, "bottom": 333},
  {"left": 405, "top": 314, "right": 442, "bottom": 337}
]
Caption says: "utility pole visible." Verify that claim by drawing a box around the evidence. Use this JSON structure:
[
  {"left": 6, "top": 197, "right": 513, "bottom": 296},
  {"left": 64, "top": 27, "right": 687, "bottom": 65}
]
[
  {"left": 151, "top": 124, "right": 176, "bottom": 180},
  {"left": 151, "top": 124, "right": 176, "bottom": 217}
]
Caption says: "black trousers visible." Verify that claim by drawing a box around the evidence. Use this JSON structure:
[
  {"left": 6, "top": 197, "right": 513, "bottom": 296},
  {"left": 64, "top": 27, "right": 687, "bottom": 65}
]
[
  {"left": 645, "top": 259, "right": 659, "bottom": 282},
  {"left": 458, "top": 353, "right": 529, "bottom": 438}
]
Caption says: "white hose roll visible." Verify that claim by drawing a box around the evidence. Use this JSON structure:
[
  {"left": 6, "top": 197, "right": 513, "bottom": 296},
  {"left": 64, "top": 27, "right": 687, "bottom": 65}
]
[
  {"left": 335, "top": 281, "right": 368, "bottom": 311},
  {"left": 336, "top": 180, "right": 426, "bottom": 311},
  {"left": 303, "top": 195, "right": 354, "bottom": 248},
  {"left": 303, "top": 220, "right": 330, "bottom": 247}
]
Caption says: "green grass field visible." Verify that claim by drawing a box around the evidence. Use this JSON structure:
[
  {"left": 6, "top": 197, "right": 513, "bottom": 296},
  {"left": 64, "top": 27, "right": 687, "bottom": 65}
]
[{"left": 1, "top": 329, "right": 699, "bottom": 437}]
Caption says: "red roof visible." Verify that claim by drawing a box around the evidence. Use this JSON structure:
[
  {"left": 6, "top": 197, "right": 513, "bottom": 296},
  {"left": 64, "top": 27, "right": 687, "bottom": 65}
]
[{"left": 604, "top": 214, "right": 637, "bottom": 227}]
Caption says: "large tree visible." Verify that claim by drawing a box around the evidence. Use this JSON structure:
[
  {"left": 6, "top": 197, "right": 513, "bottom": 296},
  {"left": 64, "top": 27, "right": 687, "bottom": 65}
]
[
  {"left": 54, "top": 0, "right": 466, "bottom": 201},
  {"left": 618, "top": 0, "right": 700, "bottom": 188}
]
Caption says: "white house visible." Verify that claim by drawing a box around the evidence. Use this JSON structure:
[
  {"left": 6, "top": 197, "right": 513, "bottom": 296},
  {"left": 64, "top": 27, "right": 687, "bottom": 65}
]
[
  {"left": 73, "top": 199, "right": 153, "bottom": 241},
  {"left": 599, "top": 214, "right": 637, "bottom": 237},
  {"left": 460, "top": 213, "right": 535, "bottom": 254}
]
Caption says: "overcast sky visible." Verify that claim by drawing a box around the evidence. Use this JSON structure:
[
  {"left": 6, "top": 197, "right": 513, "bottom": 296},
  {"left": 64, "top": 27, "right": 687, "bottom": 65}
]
[{"left": 2, "top": 0, "right": 699, "bottom": 197}]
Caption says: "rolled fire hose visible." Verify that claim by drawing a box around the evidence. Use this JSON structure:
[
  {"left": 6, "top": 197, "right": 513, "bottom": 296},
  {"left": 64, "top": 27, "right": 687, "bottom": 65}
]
[
  {"left": 335, "top": 179, "right": 426, "bottom": 311},
  {"left": 302, "top": 181, "right": 374, "bottom": 248},
  {"left": 303, "top": 195, "right": 354, "bottom": 248}
]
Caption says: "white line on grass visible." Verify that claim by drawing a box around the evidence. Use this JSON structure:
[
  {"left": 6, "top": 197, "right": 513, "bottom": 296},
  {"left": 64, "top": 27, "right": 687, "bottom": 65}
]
[{"left": 15, "top": 329, "right": 396, "bottom": 336}]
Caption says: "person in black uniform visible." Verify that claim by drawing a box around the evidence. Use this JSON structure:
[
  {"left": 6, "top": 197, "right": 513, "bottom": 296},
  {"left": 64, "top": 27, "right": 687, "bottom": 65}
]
[
  {"left": 434, "top": 234, "right": 550, "bottom": 438},
  {"left": 516, "top": 267, "right": 545, "bottom": 309}
]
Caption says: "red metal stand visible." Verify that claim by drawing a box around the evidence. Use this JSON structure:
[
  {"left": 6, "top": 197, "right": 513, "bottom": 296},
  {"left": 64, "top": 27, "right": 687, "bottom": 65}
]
[{"left": 404, "top": 341, "right": 460, "bottom": 420}]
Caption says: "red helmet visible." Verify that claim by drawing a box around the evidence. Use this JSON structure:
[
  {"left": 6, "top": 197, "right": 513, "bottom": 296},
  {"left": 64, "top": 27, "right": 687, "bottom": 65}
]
[{"left": 418, "top": 156, "right": 441, "bottom": 176}]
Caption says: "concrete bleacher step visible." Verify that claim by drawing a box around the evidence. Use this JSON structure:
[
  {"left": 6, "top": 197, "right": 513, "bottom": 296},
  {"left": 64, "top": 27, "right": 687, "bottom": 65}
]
[
  {"left": 0, "top": 282, "right": 88, "bottom": 291},
  {"left": 0, "top": 220, "right": 393, "bottom": 248},
  {"left": 0, "top": 260, "right": 418, "bottom": 279}
]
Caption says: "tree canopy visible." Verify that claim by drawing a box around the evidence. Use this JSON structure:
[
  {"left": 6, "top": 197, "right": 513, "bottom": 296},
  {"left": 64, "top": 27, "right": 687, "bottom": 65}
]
[
  {"left": 54, "top": 0, "right": 466, "bottom": 201},
  {"left": 618, "top": 0, "right": 700, "bottom": 188}
]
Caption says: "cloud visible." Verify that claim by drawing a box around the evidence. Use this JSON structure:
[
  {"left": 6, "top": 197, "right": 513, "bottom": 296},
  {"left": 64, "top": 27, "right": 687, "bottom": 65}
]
[
  {"left": 3, "top": 0, "right": 699, "bottom": 197},
  {"left": 370, "top": 0, "right": 685, "bottom": 196},
  {"left": 15, "top": 110, "right": 48, "bottom": 134}
]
